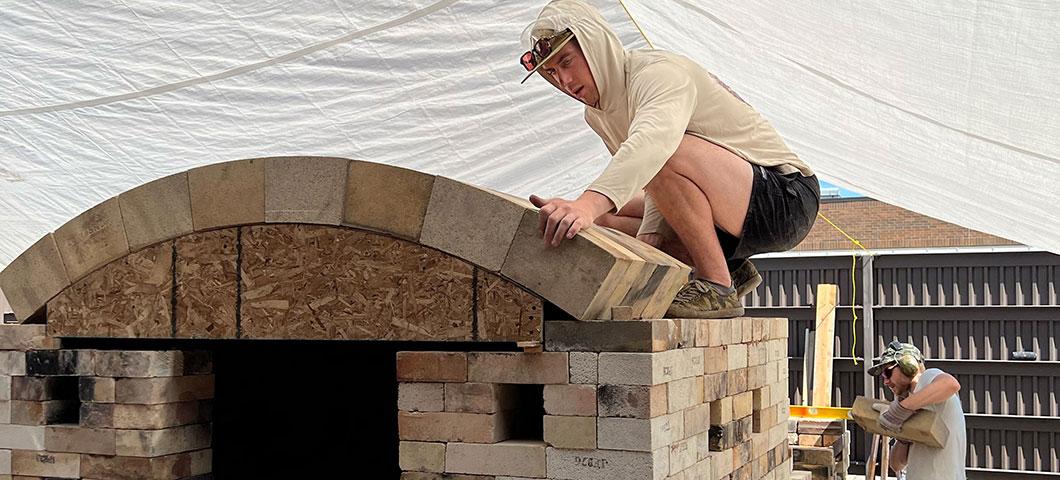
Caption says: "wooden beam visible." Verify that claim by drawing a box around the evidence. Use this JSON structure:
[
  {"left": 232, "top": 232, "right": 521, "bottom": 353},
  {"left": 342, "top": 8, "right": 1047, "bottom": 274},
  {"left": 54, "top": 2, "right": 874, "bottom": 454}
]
[{"left": 812, "top": 283, "right": 838, "bottom": 407}]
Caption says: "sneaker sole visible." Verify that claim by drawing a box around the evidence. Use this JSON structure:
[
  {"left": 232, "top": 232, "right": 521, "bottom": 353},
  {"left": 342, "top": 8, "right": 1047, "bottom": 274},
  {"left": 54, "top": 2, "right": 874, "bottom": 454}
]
[
  {"left": 665, "top": 305, "right": 745, "bottom": 319},
  {"left": 736, "top": 273, "right": 762, "bottom": 298}
]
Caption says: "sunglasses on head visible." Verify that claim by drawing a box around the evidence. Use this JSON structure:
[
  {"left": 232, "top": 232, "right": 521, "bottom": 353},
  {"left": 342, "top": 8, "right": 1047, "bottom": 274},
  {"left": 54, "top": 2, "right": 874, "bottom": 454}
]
[
  {"left": 520, "top": 29, "right": 571, "bottom": 72},
  {"left": 880, "top": 364, "right": 898, "bottom": 380}
]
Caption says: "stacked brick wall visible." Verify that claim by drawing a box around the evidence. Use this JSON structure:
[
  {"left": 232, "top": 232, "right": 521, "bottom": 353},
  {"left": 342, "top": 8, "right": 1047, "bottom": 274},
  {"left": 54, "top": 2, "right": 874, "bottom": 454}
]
[
  {"left": 795, "top": 198, "right": 1017, "bottom": 251},
  {"left": 0, "top": 325, "right": 213, "bottom": 479},
  {"left": 396, "top": 316, "right": 792, "bottom": 480}
]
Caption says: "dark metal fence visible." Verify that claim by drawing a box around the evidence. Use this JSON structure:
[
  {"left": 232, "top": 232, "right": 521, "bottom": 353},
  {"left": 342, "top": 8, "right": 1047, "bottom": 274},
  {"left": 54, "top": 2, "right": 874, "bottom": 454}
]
[{"left": 746, "top": 250, "right": 1060, "bottom": 478}]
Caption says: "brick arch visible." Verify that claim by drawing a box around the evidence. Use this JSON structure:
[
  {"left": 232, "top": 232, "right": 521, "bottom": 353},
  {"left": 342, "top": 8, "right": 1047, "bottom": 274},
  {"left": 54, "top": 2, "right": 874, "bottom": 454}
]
[{"left": 0, "top": 157, "right": 689, "bottom": 337}]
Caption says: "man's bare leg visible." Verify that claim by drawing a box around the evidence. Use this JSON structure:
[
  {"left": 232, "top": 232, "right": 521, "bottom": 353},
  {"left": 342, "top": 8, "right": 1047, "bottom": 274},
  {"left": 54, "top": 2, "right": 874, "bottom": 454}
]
[{"left": 644, "top": 135, "right": 753, "bottom": 286}]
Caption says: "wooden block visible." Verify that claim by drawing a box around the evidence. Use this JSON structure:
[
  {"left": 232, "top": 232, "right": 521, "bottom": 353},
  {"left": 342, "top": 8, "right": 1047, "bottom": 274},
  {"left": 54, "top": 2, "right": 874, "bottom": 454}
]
[
  {"left": 263, "top": 156, "right": 348, "bottom": 224},
  {"left": 398, "top": 441, "right": 445, "bottom": 473},
  {"left": 597, "top": 384, "right": 667, "bottom": 419},
  {"left": 80, "top": 401, "right": 208, "bottom": 429},
  {"left": 54, "top": 197, "right": 129, "bottom": 282},
  {"left": 46, "top": 242, "right": 173, "bottom": 339},
  {"left": 240, "top": 225, "right": 474, "bottom": 341},
  {"left": 0, "top": 325, "right": 58, "bottom": 352},
  {"left": 544, "top": 415, "right": 597, "bottom": 450},
  {"left": 188, "top": 158, "right": 265, "bottom": 230},
  {"left": 113, "top": 376, "right": 214, "bottom": 405},
  {"left": 850, "top": 396, "right": 948, "bottom": 448},
  {"left": 443, "top": 383, "right": 518, "bottom": 414},
  {"left": 174, "top": 229, "right": 238, "bottom": 339},
  {"left": 115, "top": 424, "right": 211, "bottom": 457},
  {"left": 119, "top": 172, "right": 193, "bottom": 251},
  {"left": 79, "top": 377, "right": 115, "bottom": 403},
  {"left": 546, "top": 447, "right": 665, "bottom": 480},
  {"left": 467, "top": 352, "right": 567, "bottom": 384},
  {"left": 0, "top": 234, "right": 70, "bottom": 322},
  {"left": 474, "top": 270, "right": 543, "bottom": 343},
  {"left": 344, "top": 161, "right": 436, "bottom": 240},
  {"left": 811, "top": 284, "right": 837, "bottom": 407},
  {"left": 444, "top": 440, "right": 546, "bottom": 477},
  {"left": 44, "top": 425, "right": 116, "bottom": 455},
  {"left": 420, "top": 177, "right": 527, "bottom": 271},
  {"left": 397, "top": 352, "right": 467, "bottom": 383},
  {"left": 543, "top": 384, "right": 596, "bottom": 416},
  {"left": 79, "top": 449, "right": 210, "bottom": 480},
  {"left": 397, "top": 411, "right": 509, "bottom": 443},
  {"left": 501, "top": 210, "right": 639, "bottom": 320},
  {"left": 10, "top": 450, "right": 79, "bottom": 478},
  {"left": 8, "top": 400, "right": 78, "bottom": 425}
]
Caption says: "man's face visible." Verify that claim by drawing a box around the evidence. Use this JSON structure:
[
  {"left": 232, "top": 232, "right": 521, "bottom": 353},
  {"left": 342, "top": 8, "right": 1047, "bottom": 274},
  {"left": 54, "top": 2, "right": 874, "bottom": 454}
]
[
  {"left": 541, "top": 39, "right": 599, "bottom": 107},
  {"left": 880, "top": 363, "right": 914, "bottom": 396}
]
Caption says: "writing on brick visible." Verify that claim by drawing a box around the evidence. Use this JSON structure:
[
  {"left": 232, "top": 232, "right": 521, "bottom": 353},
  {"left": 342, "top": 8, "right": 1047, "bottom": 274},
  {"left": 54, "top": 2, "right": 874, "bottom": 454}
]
[{"left": 573, "top": 456, "right": 610, "bottom": 469}]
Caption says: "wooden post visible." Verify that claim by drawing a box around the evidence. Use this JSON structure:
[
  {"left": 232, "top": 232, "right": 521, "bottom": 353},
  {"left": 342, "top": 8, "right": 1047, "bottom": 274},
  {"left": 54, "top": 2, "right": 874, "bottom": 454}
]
[
  {"left": 812, "top": 283, "right": 838, "bottom": 407},
  {"left": 802, "top": 329, "right": 815, "bottom": 406},
  {"left": 866, "top": 434, "right": 880, "bottom": 479},
  {"left": 880, "top": 434, "right": 891, "bottom": 479}
]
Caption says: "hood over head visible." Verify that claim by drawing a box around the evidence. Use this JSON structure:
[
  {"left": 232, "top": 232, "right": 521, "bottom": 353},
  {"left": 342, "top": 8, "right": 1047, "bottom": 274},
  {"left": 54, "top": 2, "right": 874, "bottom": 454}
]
[{"left": 522, "top": 0, "right": 627, "bottom": 111}]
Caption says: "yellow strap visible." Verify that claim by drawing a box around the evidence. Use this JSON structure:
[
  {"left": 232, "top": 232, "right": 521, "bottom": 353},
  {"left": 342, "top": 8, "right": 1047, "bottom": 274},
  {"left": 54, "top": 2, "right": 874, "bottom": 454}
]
[{"left": 619, "top": 0, "right": 656, "bottom": 49}]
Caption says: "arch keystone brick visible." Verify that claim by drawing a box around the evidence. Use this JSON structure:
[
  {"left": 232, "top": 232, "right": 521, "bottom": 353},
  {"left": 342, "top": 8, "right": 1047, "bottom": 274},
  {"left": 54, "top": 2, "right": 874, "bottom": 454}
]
[{"left": 264, "top": 156, "right": 348, "bottom": 224}]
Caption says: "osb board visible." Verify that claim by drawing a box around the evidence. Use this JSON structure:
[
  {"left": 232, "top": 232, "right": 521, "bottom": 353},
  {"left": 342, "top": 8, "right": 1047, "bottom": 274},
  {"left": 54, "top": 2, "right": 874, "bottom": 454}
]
[
  {"left": 239, "top": 224, "right": 475, "bottom": 341},
  {"left": 475, "top": 270, "right": 542, "bottom": 342},
  {"left": 47, "top": 242, "right": 173, "bottom": 338},
  {"left": 175, "top": 229, "right": 238, "bottom": 338}
]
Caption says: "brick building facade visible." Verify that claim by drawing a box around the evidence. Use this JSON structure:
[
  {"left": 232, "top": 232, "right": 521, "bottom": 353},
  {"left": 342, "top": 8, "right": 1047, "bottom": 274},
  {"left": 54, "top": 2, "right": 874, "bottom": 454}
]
[{"left": 794, "top": 197, "right": 1019, "bottom": 252}]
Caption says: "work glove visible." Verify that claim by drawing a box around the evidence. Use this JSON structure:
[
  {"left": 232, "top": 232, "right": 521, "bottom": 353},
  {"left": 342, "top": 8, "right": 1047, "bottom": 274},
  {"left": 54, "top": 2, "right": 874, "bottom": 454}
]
[{"left": 873, "top": 398, "right": 915, "bottom": 432}]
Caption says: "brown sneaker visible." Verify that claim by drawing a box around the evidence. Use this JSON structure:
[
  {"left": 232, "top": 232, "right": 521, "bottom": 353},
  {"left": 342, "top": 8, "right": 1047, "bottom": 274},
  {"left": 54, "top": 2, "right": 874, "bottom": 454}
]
[
  {"left": 732, "top": 260, "right": 763, "bottom": 298},
  {"left": 665, "top": 279, "right": 745, "bottom": 319}
]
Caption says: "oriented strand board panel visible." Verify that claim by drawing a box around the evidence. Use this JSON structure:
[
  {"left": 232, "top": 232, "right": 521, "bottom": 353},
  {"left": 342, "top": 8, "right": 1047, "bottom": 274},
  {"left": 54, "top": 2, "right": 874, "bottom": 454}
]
[
  {"left": 119, "top": 172, "right": 193, "bottom": 251},
  {"left": 344, "top": 161, "right": 435, "bottom": 240},
  {"left": 501, "top": 210, "right": 636, "bottom": 320},
  {"left": 420, "top": 177, "right": 528, "bottom": 271},
  {"left": 475, "top": 270, "right": 542, "bottom": 342},
  {"left": 53, "top": 197, "right": 130, "bottom": 282},
  {"left": 240, "top": 224, "right": 475, "bottom": 341},
  {"left": 175, "top": 229, "right": 238, "bottom": 339},
  {"left": 188, "top": 159, "right": 265, "bottom": 230},
  {"left": 0, "top": 234, "right": 70, "bottom": 322},
  {"left": 47, "top": 242, "right": 173, "bottom": 338},
  {"left": 264, "top": 156, "right": 348, "bottom": 224}
]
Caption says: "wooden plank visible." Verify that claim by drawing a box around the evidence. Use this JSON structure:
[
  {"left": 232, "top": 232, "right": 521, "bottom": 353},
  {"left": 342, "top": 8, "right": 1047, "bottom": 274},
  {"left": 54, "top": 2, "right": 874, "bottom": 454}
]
[
  {"left": 803, "top": 329, "right": 815, "bottom": 406},
  {"left": 812, "top": 283, "right": 838, "bottom": 407}
]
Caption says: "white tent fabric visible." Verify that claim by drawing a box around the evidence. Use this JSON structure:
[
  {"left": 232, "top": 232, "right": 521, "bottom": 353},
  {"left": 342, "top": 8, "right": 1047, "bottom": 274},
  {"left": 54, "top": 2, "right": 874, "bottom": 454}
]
[{"left": 0, "top": 0, "right": 1057, "bottom": 269}]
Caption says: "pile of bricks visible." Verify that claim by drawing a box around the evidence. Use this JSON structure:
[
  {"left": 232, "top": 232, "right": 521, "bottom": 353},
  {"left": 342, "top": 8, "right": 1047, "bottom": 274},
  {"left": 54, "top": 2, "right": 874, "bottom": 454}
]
[
  {"left": 788, "top": 418, "right": 848, "bottom": 479},
  {"left": 396, "top": 316, "right": 792, "bottom": 480},
  {"left": 0, "top": 324, "right": 213, "bottom": 479}
]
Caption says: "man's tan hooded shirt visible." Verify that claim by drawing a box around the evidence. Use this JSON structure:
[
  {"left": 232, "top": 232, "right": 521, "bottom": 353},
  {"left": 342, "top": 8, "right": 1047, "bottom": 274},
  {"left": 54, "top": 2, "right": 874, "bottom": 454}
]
[{"left": 528, "top": 0, "right": 814, "bottom": 236}]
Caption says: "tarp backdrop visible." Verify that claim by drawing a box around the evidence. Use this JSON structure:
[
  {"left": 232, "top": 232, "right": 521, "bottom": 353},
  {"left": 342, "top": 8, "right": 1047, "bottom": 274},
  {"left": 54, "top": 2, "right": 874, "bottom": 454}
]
[{"left": 1, "top": 0, "right": 1057, "bottom": 268}]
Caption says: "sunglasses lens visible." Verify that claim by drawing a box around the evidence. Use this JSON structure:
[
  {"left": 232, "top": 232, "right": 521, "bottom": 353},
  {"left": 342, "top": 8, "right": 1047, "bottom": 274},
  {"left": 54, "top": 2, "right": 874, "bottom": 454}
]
[{"left": 520, "top": 51, "right": 535, "bottom": 71}]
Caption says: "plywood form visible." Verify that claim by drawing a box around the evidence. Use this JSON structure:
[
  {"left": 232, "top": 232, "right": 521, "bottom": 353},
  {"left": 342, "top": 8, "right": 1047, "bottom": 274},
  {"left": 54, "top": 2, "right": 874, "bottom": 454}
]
[
  {"left": 264, "top": 156, "right": 348, "bottom": 224},
  {"left": 47, "top": 242, "right": 173, "bottom": 338},
  {"left": 53, "top": 197, "right": 130, "bottom": 283},
  {"left": 240, "top": 224, "right": 475, "bottom": 341},
  {"left": 187, "top": 158, "right": 265, "bottom": 230},
  {"left": 475, "top": 270, "right": 542, "bottom": 342},
  {"left": 174, "top": 229, "right": 238, "bottom": 339},
  {"left": 0, "top": 234, "right": 70, "bottom": 322},
  {"left": 344, "top": 160, "right": 436, "bottom": 240},
  {"left": 118, "top": 172, "right": 194, "bottom": 251}
]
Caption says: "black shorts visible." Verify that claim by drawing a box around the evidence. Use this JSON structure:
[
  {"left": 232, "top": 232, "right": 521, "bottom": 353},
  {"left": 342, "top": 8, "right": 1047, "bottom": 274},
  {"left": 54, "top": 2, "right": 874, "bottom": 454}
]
[{"left": 716, "top": 165, "right": 820, "bottom": 268}]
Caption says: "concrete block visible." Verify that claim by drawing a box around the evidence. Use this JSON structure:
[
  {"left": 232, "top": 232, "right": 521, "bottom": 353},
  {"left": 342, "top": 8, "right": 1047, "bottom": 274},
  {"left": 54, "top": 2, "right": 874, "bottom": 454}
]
[
  {"left": 54, "top": 197, "right": 129, "bottom": 282},
  {"left": 545, "top": 319, "right": 690, "bottom": 352},
  {"left": 80, "top": 401, "right": 208, "bottom": 429},
  {"left": 598, "top": 349, "right": 703, "bottom": 386},
  {"left": 93, "top": 350, "right": 191, "bottom": 378},
  {"left": 727, "top": 368, "right": 749, "bottom": 394},
  {"left": 0, "top": 400, "right": 8, "bottom": 423},
  {"left": 398, "top": 411, "right": 509, "bottom": 443},
  {"left": 399, "top": 441, "right": 445, "bottom": 473},
  {"left": 710, "top": 397, "right": 733, "bottom": 426},
  {"left": 703, "top": 346, "right": 727, "bottom": 375},
  {"left": 398, "top": 383, "right": 444, "bottom": 413},
  {"left": 0, "top": 235, "right": 70, "bottom": 321},
  {"left": 543, "top": 384, "right": 596, "bottom": 416},
  {"left": 444, "top": 383, "right": 517, "bottom": 414},
  {"left": 694, "top": 319, "right": 732, "bottom": 347},
  {"left": 119, "top": 172, "right": 193, "bottom": 251},
  {"left": 546, "top": 447, "right": 668, "bottom": 480},
  {"left": 667, "top": 376, "right": 703, "bottom": 413},
  {"left": 669, "top": 436, "right": 697, "bottom": 474},
  {"left": 45, "top": 425, "right": 116, "bottom": 455},
  {"left": 25, "top": 350, "right": 92, "bottom": 376},
  {"left": 420, "top": 177, "right": 526, "bottom": 271},
  {"left": 113, "top": 375, "right": 214, "bottom": 405},
  {"left": 501, "top": 212, "right": 640, "bottom": 320},
  {"left": 397, "top": 352, "right": 467, "bottom": 383},
  {"left": 8, "top": 400, "right": 78, "bottom": 425},
  {"left": 0, "top": 352, "right": 26, "bottom": 376},
  {"left": 115, "top": 424, "right": 211, "bottom": 457},
  {"left": 683, "top": 402, "right": 711, "bottom": 438},
  {"left": 569, "top": 352, "right": 598, "bottom": 384},
  {"left": 344, "top": 161, "right": 436, "bottom": 240},
  {"left": 10, "top": 450, "right": 79, "bottom": 478},
  {"left": 0, "top": 425, "right": 45, "bottom": 450},
  {"left": 544, "top": 415, "right": 596, "bottom": 450},
  {"left": 467, "top": 352, "right": 567, "bottom": 384},
  {"left": 727, "top": 343, "right": 748, "bottom": 370},
  {"left": 597, "top": 412, "right": 682, "bottom": 452},
  {"left": 0, "top": 326, "right": 58, "bottom": 352},
  {"left": 188, "top": 158, "right": 265, "bottom": 230},
  {"left": 264, "top": 156, "right": 348, "bottom": 224},
  {"left": 445, "top": 440, "right": 546, "bottom": 477},
  {"left": 79, "top": 377, "right": 115, "bottom": 403},
  {"left": 10, "top": 376, "right": 76, "bottom": 401},
  {"left": 0, "top": 375, "right": 8, "bottom": 400},
  {"left": 597, "top": 384, "right": 667, "bottom": 419},
  {"left": 79, "top": 449, "right": 210, "bottom": 480},
  {"left": 733, "top": 391, "right": 754, "bottom": 420}
]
